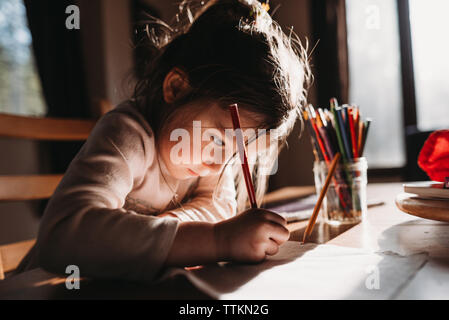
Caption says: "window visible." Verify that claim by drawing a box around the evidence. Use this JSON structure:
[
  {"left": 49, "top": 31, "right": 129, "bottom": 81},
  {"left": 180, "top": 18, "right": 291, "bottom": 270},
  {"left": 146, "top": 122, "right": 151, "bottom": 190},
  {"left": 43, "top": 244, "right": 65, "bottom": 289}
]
[
  {"left": 345, "top": 0, "right": 449, "bottom": 173},
  {"left": 346, "top": 0, "right": 405, "bottom": 169},
  {"left": 409, "top": 0, "right": 449, "bottom": 132},
  {"left": 0, "top": 0, "right": 46, "bottom": 116}
]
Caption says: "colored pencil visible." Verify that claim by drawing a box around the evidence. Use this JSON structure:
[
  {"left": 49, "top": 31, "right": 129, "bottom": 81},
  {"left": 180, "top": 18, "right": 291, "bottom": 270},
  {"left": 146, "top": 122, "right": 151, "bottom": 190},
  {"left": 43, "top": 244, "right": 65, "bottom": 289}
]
[
  {"left": 312, "top": 107, "right": 335, "bottom": 159},
  {"left": 229, "top": 104, "right": 258, "bottom": 209},
  {"left": 330, "top": 98, "right": 338, "bottom": 110},
  {"left": 335, "top": 107, "right": 353, "bottom": 161},
  {"left": 307, "top": 105, "right": 331, "bottom": 162},
  {"left": 353, "top": 106, "right": 360, "bottom": 147},
  {"left": 303, "top": 99, "right": 371, "bottom": 219},
  {"left": 330, "top": 103, "right": 348, "bottom": 162},
  {"left": 353, "top": 106, "right": 360, "bottom": 157},
  {"left": 302, "top": 152, "right": 341, "bottom": 243},
  {"left": 359, "top": 119, "right": 372, "bottom": 157},
  {"left": 357, "top": 119, "right": 364, "bottom": 157},
  {"left": 317, "top": 108, "right": 337, "bottom": 158},
  {"left": 323, "top": 109, "right": 339, "bottom": 150},
  {"left": 306, "top": 105, "right": 350, "bottom": 214},
  {"left": 342, "top": 106, "right": 352, "bottom": 154},
  {"left": 348, "top": 107, "right": 358, "bottom": 158},
  {"left": 303, "top": 109, "right": 323, "bottom": 162}
]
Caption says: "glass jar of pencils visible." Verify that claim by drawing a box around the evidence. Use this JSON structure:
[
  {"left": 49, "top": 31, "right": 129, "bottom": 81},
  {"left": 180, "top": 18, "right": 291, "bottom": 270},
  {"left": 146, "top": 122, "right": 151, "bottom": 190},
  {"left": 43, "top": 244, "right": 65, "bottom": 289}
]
[{"left": 313, "top": 157, "right": 368, "bottom": 225}]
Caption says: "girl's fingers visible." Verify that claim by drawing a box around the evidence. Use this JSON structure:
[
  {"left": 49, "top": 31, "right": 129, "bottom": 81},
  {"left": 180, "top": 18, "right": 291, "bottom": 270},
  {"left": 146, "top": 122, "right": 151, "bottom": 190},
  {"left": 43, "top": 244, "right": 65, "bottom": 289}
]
[
  {"left": 267, "top": 222, "right": 290, "bottom": 245},
  {"left": 265, "top": 239, "right": 280, "bottom": 256},
  {"left": 262, "top": 210, "right": 287, "bottom": 226}
]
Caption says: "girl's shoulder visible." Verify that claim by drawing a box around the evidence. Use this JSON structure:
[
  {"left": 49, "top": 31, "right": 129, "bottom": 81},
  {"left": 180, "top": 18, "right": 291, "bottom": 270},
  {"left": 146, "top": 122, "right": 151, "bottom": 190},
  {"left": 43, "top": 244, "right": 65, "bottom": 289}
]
[
  {"left": 85, "top": 100, "right": 157, "bottom": 168},
  {"left": 105, "top": 100, "right": 154, "bottom": 139}
]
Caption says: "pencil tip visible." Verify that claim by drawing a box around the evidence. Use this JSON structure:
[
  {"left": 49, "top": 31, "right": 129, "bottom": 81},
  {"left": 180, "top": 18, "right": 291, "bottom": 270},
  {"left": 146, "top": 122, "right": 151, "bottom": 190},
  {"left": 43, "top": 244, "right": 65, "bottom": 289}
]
[{"left": 330, "top": 98, "right": 339, "bottom": 109}]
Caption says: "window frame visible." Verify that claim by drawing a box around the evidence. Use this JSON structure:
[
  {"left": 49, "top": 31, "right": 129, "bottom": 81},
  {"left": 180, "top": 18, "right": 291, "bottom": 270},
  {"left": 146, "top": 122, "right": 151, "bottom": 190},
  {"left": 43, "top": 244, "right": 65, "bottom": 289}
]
[
  {"left": 397, "top": 0, "right": 418, "bottom": 129},
  {"left": 346, "top": 0, "right": 430, "bottom": 181}
]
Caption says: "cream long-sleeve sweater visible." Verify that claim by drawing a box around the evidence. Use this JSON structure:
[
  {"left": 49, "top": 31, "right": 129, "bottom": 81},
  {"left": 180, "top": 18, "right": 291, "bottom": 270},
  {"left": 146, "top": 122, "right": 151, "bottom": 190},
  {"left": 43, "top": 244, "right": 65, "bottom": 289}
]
[{"left": 16, "top": 100, "right": 237, "bottom": 282}]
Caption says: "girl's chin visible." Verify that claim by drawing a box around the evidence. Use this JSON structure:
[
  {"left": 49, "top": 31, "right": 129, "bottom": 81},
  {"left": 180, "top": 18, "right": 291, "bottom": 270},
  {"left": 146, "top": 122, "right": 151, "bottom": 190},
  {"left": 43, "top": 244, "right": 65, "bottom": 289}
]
[
  {"left": 168, "top": 166, "right": 212, "bottom": 180},
  {"left": 167, "top": 167, "right": 199, "bottom": 180},
  {"left": 186, "top": 168, "right": 200, "bottom": 177}
]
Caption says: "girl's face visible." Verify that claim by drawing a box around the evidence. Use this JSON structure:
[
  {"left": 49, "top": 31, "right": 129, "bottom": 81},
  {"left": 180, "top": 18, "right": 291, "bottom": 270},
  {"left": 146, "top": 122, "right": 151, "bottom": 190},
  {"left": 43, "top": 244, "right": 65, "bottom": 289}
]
[{"left": 157, "top": 101, "right": 268, "bottom": 180}]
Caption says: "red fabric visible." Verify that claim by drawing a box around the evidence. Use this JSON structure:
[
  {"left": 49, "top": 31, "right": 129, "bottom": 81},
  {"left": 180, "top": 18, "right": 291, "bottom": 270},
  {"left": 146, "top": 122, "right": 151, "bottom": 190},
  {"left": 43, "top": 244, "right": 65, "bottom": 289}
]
[{"left": 418, "top": 130, "right": 449, "bottom": 182}]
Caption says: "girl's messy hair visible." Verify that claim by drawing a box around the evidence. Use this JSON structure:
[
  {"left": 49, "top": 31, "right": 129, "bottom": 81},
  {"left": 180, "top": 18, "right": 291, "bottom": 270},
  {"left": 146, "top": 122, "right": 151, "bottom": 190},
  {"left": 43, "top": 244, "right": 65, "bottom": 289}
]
[{"left": 133, "top": 0, "right": 312, "bottom": 212}]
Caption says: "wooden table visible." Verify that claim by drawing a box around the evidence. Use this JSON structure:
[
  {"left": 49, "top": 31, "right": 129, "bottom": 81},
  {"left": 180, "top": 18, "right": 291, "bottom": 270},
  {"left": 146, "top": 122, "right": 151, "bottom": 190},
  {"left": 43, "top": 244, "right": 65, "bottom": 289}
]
[{"left": 1, "top": 183, "right": 448, "bottom": 299}]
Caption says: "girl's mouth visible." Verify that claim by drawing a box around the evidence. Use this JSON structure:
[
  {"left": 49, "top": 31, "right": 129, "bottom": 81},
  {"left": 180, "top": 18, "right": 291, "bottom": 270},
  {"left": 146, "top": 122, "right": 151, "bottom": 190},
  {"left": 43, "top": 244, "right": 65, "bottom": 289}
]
[{"left": 187, "top": 168, "right": 200, "bottom": 177}]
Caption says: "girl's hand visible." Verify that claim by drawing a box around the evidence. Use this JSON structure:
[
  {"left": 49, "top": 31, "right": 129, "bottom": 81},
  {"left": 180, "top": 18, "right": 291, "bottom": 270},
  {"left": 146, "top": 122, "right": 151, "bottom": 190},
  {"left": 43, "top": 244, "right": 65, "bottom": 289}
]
[{"left": 214, "top": 208, "right": 290, "bottom": 263}]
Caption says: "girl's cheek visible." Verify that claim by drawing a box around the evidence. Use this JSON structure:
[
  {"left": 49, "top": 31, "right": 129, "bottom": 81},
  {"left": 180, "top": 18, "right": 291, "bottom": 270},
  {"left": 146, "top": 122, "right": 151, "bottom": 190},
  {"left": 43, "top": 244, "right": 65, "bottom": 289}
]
[
  {"left": 200, "top": 139, "right": 231, "bottom": 166},
  {"left": 165, "top": 139, "right": 192, "bottom": 166}
]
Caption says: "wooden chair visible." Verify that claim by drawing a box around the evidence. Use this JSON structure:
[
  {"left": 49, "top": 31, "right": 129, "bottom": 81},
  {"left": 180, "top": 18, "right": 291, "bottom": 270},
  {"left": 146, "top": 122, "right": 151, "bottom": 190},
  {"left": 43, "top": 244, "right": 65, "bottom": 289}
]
[{"left": 0, "top": 100, "right": 113, "bottom": 280}]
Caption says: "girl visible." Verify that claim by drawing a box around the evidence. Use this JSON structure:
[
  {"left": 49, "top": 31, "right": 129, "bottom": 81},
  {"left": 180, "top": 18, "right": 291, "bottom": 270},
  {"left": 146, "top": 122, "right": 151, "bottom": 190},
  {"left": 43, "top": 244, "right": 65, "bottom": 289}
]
[{"left": 18, "top": 0, "right": 311, "bottom": 282}]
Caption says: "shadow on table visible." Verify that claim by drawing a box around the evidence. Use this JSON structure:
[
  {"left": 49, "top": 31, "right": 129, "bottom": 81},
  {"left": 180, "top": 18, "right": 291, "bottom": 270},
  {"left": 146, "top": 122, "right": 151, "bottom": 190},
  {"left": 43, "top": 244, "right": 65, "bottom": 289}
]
[
  {"left": 377, "top": 219, "right": 449, "bottom": 257},
  {"left": 182, "top": 243, "right": 315, "bottom": 297},
  {"left": 289, "top": 221, "right": 358, "bottom": 243},
  {"left": 181, "top": 220, "right": 360, "bottom": 298},
  {"left": 1, "top": 247, "right": 314, "bottom": 300},
  {"left": 0, "top": 268, "right": 211, "bottom": 300},
  {"left": 341, "top": 219, "right": 449, "bottom": 299}
]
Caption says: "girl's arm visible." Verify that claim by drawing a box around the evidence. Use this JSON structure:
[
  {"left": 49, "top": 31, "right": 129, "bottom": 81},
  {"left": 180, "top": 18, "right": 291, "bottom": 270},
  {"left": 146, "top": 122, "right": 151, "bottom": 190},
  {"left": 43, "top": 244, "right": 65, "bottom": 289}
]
[
  {"left": 36, "top": 109, "right": 179, "bottom": 283},
  {"left": 165, "top": 208, "right": 290, "bottom": 267}
]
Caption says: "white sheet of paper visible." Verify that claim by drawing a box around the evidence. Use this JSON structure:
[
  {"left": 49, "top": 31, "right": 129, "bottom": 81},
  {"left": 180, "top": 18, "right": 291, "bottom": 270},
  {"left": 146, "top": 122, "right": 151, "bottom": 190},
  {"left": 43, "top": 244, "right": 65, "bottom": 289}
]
[{"left": 162, "top": 242, "right": 428, "bottom": 300}]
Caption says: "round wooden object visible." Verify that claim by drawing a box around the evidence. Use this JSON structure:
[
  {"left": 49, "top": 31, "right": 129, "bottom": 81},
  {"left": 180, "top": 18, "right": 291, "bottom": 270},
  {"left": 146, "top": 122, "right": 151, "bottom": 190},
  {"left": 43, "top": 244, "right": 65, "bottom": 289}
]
[{"left": 395, "top": 193, "right": 449, "bottom": 223}]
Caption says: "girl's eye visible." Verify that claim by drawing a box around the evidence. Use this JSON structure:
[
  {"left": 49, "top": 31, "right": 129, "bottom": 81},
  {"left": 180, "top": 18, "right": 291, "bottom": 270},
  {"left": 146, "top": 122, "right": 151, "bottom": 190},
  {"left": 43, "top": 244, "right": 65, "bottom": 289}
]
[{"left": 212, "top": 134, "right": 224, "bottom": 146}]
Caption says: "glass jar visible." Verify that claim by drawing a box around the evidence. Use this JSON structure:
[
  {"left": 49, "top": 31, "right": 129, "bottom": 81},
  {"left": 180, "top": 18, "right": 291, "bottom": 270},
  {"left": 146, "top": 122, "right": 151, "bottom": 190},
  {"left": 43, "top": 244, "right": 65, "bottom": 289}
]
[{"left": 313, "top": 157, "right": 368, "bottom": 225}]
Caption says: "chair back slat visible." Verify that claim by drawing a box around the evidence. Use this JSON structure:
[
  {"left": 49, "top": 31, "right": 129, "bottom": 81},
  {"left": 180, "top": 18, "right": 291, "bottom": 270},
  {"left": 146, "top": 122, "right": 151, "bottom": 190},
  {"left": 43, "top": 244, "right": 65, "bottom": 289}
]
[
  {"left": 0, "top": 239, "right": 36, "bottom": 278},
  {"left": 0, "top": 104, "right": 111, "bottom": 279},
  {"left": 0, "top": 113, "right": 95, "bottom": 141},
  {"left": 0, "top": 175, "right": 63, "bottom": 202}
]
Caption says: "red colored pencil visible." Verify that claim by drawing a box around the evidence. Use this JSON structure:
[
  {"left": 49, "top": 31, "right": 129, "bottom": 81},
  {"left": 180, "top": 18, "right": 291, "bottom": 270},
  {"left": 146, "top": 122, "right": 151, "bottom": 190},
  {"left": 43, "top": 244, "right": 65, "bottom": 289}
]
[
  {"left": 353, "top": 106, "right": 360, "bottom": 147},
  {"left": 308, "top": 106, "right": 331, "bottom": 162},
  {"left": 348, "top": 107, "right": 358, "bottom": 158},
  {"left": 358, "top": 120, "right": 365, "bottom": 158},
  {"left": 229, "top": 104, "right": 258, "bottom": 209}
]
